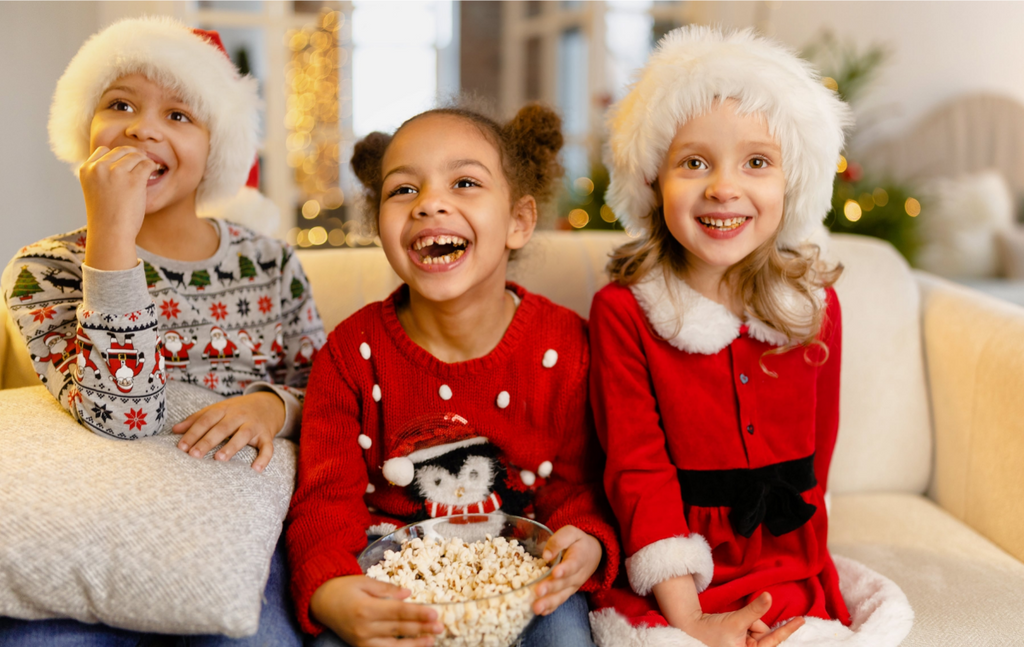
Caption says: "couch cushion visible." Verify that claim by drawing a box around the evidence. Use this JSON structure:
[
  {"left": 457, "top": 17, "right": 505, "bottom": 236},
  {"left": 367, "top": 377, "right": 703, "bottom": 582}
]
[
  {"left": 0, "top": 385, "right": 296, "bottom": 637},
  {"left": 830, "top": 493, "right": 1024, "bottom": 646},
  {"left": 828, "top": 235, "right": 932, "bottom": 495}
]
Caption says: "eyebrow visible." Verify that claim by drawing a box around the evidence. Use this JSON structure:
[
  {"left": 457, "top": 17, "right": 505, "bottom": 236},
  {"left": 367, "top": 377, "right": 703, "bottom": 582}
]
[
  {"left": 382, "top": 158, "right": 493, "bottom": 183},
  {"left": 100, "top": 85, "right": 189, "bottom": 105}
]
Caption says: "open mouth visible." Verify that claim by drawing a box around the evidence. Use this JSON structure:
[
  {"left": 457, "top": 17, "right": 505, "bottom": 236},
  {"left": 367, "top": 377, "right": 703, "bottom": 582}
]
[
  {"left": 149, "top": 164, "right": 168, "bottom": 181},
  {"left": 412, "top": 234, "right": 469, "bottom": 266},
  {"left": 698, "top": 216, "right": 749, "bottom": 231}
]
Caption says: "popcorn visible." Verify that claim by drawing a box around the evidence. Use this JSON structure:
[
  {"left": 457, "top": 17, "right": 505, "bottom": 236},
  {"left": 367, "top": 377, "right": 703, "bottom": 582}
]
[{"left": 366, "top": 535, "right": 549, "bottom": 647}]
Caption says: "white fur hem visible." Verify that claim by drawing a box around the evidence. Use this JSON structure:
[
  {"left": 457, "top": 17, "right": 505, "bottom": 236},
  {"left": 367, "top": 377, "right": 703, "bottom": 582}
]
[
  {"left": 590, "top": 609, "right": 706, "bottom": 647},
  {"left": 626, "top": 534, "right": 714, "bottom": 596},
  {"left": 593, "top": 556, "right": 913, "bottom": 647}
]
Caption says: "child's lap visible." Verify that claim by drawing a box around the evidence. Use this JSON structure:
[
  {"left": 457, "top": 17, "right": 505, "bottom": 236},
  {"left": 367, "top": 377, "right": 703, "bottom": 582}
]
[{"left": 309, "top": 592, "right": 595, "bottom": 647}]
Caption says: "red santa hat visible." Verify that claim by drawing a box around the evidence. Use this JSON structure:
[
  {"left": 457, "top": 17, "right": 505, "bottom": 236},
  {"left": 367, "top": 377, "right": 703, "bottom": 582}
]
[
  {"left": 604, "top": 26, "right": 852, "bottom": 250},
  {"left": 48, "top": 17, "right": 278, "bottom": 233},
  {"left": 381, "top": 413, "right": 486, "bottom": 487}
]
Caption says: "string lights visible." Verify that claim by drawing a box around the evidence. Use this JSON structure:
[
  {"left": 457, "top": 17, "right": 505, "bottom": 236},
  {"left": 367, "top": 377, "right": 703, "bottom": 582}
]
[{"left": 285, "top": 9, "right": 370, "bottom": 249}]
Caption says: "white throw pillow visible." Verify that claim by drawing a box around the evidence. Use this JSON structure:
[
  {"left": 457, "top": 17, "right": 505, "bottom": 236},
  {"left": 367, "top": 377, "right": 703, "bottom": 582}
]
[
  {"left": 0, "top": 384, "right": 296, "bottom": 637},
  {"left": 916, "top": 170, "right": 1015, "bottom": 278}
]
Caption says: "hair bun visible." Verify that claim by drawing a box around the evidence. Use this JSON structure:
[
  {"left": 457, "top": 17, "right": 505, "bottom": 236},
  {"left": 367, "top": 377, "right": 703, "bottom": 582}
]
[
  {"left": 503, "top": 104, "right": 564, "bottom": 203},
  {"left": 351, "top": 131, "right": 392, "bottom": 191}
]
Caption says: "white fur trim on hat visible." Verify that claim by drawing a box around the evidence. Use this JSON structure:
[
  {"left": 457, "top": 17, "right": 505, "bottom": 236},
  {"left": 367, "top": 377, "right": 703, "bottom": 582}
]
[
  {"left": 49, "top": 16, "right": 261, "bottom": 211},
  {"left": 590, "top": 608, "right": 705, "bottom": 647},
  {"left": 605, "top": 26, "right": 852, "bottom": 250},
  {"left": 625, "top": 534, "right": 714, "bottom": 597}
]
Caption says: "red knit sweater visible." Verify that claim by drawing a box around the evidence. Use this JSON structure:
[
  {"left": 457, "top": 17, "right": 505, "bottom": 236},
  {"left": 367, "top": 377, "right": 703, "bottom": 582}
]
[{"left": 286, "top": 283, "right": 620, "bottom": 635}]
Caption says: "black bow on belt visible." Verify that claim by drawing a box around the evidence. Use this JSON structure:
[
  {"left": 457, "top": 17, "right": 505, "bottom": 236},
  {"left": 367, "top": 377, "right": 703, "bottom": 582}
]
[{"left": 677, "top": 454, "right": 818, "bottom": 538}]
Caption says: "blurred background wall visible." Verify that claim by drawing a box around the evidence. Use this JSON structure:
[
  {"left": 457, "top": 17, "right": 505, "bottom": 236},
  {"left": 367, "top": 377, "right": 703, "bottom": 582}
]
[{"left": 3, "top": 1, "right": 1024, "bottom": 285}]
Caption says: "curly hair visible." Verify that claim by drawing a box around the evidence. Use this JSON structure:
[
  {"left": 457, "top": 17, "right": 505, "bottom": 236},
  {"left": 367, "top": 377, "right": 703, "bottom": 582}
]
[{"left": 350, "top": 103, "right": 564, "bottom": 233}]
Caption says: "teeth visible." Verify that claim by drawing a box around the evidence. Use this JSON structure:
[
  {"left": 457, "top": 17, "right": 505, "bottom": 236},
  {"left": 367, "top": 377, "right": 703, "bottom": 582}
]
[
  {"left": 699, "top": 216, "right": 747, "bottom": 229},
  {"left": 413, "top": 234, "right": 468, "bottom": 251},
  {"left": 421, "top": 248, "right": 465, "bottom": 266}
]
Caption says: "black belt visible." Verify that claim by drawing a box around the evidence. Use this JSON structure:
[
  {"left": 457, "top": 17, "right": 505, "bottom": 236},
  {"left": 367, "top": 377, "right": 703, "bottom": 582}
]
[{"left": 677, "top": 454, "right": 818, "bottom": 538}]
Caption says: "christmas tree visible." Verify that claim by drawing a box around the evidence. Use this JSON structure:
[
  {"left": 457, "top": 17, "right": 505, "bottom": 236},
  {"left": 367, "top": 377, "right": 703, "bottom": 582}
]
[
  {"left": 144, "top": 261, "right": 161, "bottom": 288},
  {"left": 238, "top": 254, "right": 257, "bottom": 281},
  {"left": 290, "top": 277, "right": 305, "bottom": 300},
  {"left": 189, "top": 269, "right": 211, "bottom": 291},
  {"left": 11, "top": 266, "right": 43, "bottom": 301}
]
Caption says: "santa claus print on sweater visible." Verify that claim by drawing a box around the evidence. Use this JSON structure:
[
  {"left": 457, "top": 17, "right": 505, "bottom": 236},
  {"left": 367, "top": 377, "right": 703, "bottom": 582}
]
[{"left": 202, "top": 325, "right": 238, "bottom": 367}]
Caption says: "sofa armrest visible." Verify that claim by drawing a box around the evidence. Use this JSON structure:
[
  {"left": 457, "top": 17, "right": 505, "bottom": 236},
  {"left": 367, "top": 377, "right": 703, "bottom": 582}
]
[
  {"left": 917, "top": 271, "right": 1024, "bottom": 563},
  {"left": 1, "top": 302, "right": 39, "bottom": 390}
]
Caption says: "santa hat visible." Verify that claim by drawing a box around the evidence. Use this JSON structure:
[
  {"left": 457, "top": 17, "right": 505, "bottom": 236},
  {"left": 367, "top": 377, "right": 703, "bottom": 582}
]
[
  {"left": 604, "top": 26, "right": 852, "bottom": 250},
  {"left": 381, "top": 413, "right": 486, "bottom": 487},
  {"left": 48, "top": 17, "right": 278, "bottom": 233},
  {"left": 43, "top": 331, "right": 67, "bottom": 347}
]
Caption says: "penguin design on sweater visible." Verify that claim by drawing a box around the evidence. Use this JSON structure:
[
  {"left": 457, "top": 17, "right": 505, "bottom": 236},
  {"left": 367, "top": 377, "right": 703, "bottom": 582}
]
[{"left": 380, "top": 413, "right": 531, "bottom": 522}]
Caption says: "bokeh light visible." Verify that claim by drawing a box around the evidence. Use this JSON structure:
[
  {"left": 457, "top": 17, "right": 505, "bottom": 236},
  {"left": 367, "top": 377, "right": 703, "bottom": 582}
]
[
  {"left": 567, "top": 208, "right": 590, "bottom": 229},
  {"left": 905, "top": 197, "right": 921, "bottom": 217},
  {"left": 844, "top": 199, "right": 862, "bottom": 222}
]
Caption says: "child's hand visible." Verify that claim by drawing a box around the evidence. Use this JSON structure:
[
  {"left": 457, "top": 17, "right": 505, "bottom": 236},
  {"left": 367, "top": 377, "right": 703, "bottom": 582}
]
[
  {"left": 533, "top": 525, "right": 603, "bottom": 616},
  {"left": 173, "top": 391, "right": 285, "bottom": 472},
  {"left": 80, "top": 145, "right": 158, "bottom": 271},
  {"left": 310, "top": 575, "right": 443, "bottom": 647},
  {"left": 678, "top": 593, "right": 805, "bottom": 647}
]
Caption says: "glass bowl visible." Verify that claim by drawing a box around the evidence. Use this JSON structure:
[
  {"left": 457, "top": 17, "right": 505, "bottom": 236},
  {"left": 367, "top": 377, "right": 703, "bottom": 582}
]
[{"left": 358, "top": 513, "right": 561, "bottom": 647}]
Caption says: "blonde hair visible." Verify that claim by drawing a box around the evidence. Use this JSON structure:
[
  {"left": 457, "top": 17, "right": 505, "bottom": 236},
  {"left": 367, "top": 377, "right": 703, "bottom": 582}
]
[{"left": 608, "top": 206, "right": 842, "bottom": 357}]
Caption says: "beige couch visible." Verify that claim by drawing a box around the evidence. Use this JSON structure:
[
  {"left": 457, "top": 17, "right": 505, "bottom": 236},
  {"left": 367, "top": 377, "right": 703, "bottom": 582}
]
[{"left": 3, "top": 231, "right": 1023, "bottom": 645}]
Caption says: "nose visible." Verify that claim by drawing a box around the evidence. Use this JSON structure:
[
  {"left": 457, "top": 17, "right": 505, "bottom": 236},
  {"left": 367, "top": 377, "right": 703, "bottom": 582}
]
[
  {"left": 455, "top": 486, "right": 465, "bottom": 498},
  {"left": 414, "top": 184, "right": 449, "bottom": 219},
  {"left": 124, "top": 111, "right": 164, "bottom": 143},
  {"left": 705, "top": 168, "right": 740, "bottom": 203}
]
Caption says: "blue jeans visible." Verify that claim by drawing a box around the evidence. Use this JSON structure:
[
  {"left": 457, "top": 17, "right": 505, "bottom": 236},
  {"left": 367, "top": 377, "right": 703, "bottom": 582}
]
[
  {"left": 0, "top": 539, "right": 301, "bottom": 647},
  {"left": 310, "top": 591, "right": 595, "bottom": 647}
]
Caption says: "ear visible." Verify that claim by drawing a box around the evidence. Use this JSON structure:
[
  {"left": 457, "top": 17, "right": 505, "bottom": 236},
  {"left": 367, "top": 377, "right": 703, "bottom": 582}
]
[{"left": 507, "top": 194, "right": 538, "bottom": 251}]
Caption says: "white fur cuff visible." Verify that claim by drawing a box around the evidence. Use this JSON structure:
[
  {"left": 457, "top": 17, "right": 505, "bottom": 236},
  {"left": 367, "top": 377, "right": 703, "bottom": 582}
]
[{"left": 626, "top": 534, "right": 714, "bottom": 596}]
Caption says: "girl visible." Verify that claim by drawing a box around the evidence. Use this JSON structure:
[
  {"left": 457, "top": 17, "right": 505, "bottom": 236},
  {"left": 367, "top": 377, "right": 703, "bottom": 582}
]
[
  {"left": 1, "top": 17, "right": 324, "bottom": 645},
  {"left": 587, "top": 27, "right": 911, "bottom": 647},
  {"left": 287, "top": 104, "right": 619, "bottom": 647}
]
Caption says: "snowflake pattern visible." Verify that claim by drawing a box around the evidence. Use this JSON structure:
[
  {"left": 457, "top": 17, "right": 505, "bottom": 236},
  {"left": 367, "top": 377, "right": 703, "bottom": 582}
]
[
  {"left": 75, "top": 235, "right": 87, "bottom": 248},
  {"left": 210, "top": 302, "right": 229, "bottom": 321},
  {"left": 155, "top": 400, "right": 165, "bottom": 423},
  {"left": 160, "top": 299, "right": 181, "bottom": 320},
  {"left": 236, "top": 298, "right": 250, "bottom": 317},
  {"left": 30, "top": 305, "right": 57, "bottom": 323},
  {"left": 127, "top": 310, "right": 141, "bottom": 322},
  {"left": 125, "top": 408, "right": 147, "bottom": 431},
  {"left": 258, "top": 295, "right": 274, "bottom": 314},
  {"left": 92, "top": 403, "right": 113, "bottom": 423},
  {"left": 203, "top": 372, "right": 219, "bottom": 389}
]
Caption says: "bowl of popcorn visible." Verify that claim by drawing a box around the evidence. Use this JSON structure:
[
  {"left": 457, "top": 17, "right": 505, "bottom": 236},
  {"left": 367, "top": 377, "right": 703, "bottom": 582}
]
[{"left": 358, "top": 513, "right": 560, "bottom": 647}]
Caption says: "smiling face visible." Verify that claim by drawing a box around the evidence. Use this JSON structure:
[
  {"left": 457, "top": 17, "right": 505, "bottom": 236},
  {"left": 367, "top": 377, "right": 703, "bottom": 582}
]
[
  {"left": 378, "top": 114, "right": 536, "bottom": 304},
  {"left": 656, "top": 99, "right": 786, "bottom": 279},
  {"left": 89, "top": 73, "right": 210, "bottom": 216}
]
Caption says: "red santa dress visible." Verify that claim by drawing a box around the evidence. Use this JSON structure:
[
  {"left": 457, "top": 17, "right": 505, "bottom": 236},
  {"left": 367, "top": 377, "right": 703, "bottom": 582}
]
[
  {"left": 286, "top": 283, "right": 620, "bottom": 636},
  {"left": 587, "top": 274, "right": 851, "bottom": 633}
]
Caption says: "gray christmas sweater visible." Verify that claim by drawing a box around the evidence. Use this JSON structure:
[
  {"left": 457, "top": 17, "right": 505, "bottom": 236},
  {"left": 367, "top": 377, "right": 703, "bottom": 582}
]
[{"left": 2, "top": 219, "right": 326, "bottom": 439}]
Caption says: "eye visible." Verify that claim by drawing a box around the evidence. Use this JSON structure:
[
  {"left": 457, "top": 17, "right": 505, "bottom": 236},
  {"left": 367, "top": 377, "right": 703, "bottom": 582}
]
[
  {"left": 454, "top": 178, "right": 480, "bottom": 189},
  {"left": 168, "top": 111, "right": 192, "bottom": 124},
  {"left": 387, "top": 185, "right": 417, "bottom": 198},
  {"left": 109, "top": 100, "right": 133, "bottom": 113},
  {"left": 747, "top": 157, "right": 769, "bottom": 169},
  {"left": 469, "top": 470, "right": 479, "bottom": 480},
  {"left": 682, "top": 158, "right": 707, "bottom": 171},
  {"left": 434, "top": 478, "right": 442, "bottom": 486}
]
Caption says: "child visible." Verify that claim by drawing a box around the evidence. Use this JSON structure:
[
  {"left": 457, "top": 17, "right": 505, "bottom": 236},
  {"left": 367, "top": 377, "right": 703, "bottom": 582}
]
[
  {"left": 586, "top": 27, "right": 911, "bottom": 647},
  {"left": 286, "top": 104, "right": 619, "bottom": 647},
  {"left": 0, "top": 17, "right": 325, "bottom": 645}
]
